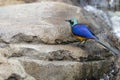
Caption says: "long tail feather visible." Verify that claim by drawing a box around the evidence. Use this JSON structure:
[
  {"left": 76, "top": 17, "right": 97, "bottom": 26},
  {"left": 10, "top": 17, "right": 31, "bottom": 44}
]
[{"left": 95, "top": 39, "right": 120, "bottom": 55}]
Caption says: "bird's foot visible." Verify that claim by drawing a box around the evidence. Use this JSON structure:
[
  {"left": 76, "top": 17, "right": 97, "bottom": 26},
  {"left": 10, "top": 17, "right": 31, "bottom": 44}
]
[{"left": 77, "top": 41, "right": 86, "bottom": 48}]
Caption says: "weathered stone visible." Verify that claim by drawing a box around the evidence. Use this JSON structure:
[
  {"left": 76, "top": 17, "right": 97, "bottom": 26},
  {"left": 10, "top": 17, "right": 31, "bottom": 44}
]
[
  {"left": 0, "top": 58, "right": 35, "bottom": 80},
  {"left": 46, "top": 50, "right": 76, "bottom": 61},
  {"left": 0, "top": 0, "right": 79, "bottom": 6},
  {"left": 0, "top": 55, "right": 7, "bottom": 64},
  {"left": 0, "top": 77, "right": 4, "bottom": 80},
  {"left": 0, "top": 0, "right": 24, "bottom": 6},
  {"left": 115, "top": 57, "right": 120, "bottom": 80},
  {"left": 19, "top": 58, "right": 113, "bottom": 80},
  {"left": 8, "top": 44, "right": 87, "bottom": 60},
  {"left": 0, "top": 2, "right": 83, "bottom": 44}
]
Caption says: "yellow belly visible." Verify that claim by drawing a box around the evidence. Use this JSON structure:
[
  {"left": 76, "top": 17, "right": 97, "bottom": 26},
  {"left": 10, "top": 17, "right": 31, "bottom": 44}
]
[
  {"left": 73, "top": 35, "right": 88, "bottom": 41},
  {"left": 70, "top": 30, "right": 88, "bottom": 41}
]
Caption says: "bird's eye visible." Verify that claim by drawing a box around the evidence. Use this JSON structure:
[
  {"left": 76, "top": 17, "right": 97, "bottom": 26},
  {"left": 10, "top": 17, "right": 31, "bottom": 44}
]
[{"left": 70, "top": 21, "right": 74, "bottom": 25}]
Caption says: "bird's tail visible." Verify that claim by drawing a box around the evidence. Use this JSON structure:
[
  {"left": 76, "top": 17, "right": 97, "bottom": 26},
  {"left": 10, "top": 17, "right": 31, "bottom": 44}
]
[{"left": 95, "top": 39, "right": 120, "bottom": 55}]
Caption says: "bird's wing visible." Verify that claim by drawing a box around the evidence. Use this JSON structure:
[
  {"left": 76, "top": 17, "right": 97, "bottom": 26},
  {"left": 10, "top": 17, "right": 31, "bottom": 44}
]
[
  {"left": 72, "top": 24, "right": 97, "bottom": 39},
  {"left": 85, "top": 25, "right": 99, "bottom": 39}
]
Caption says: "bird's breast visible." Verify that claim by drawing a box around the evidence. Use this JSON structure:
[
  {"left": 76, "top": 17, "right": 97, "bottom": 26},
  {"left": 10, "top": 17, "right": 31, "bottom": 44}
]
[
  {"left": 71, "top": 32, "right": 88, "bottom": 41},
  {"left": 73, "top": 35, "right": 88, "bottom": 41}
]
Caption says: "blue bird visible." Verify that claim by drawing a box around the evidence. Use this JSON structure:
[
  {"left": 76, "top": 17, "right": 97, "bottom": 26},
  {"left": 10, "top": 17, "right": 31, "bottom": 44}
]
[{"left": 66, "top": 18, "right": 120, "bottom": 55}]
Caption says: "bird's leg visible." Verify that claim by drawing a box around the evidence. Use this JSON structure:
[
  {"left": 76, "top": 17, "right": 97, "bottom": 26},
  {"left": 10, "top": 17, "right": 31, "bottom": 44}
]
[
  {"left": 77, "top": 40, "right": 87, "bottom": 47},
  {"left": 81, "top": 40, "right": 87, "bottom": 47}
]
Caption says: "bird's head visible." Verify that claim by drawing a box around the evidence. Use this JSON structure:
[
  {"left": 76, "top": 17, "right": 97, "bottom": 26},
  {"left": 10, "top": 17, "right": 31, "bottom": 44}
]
[{"left": 65, "top": 18, "right": 78, "bottom": 27}]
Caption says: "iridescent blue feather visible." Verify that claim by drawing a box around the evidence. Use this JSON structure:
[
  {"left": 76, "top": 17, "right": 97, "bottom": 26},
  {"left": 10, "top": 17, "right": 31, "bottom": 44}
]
[{"left": 72, "top": 24, "right": 98, "bottom": 39}]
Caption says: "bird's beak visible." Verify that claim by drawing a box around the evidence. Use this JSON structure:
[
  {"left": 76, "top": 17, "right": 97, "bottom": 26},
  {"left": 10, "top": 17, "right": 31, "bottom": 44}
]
[{"left": 65, "top": 20, "right": 70, "bottom": 22}]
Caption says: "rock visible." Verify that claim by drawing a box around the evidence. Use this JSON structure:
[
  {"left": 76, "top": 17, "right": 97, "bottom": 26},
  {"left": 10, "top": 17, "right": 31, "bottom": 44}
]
[
  {"left": 6, "top": 73, "right": 23, "bottom": 80},
  {"left": 8, "top": 44, "right": 87, "bottom": 61},
  {"left": 0, "top": 45, "right": 13, "bottom": 58},
  {"left": 0, "top": 77, "right": 4, "bottom": 80},
  {"left": 0, "top": 55, "right": 7, "bottom": 64},
  {"left": 46, "top": 50, "right": 76, "bottom": 61},
  {"left": 0, "top": 0, "right": 80, "bottom": 6},
  {"left": 18, "top": 58, "right": 113, "bottom": 80},
  {"left": 0, "top": 2, "right": 83, "bottom": 44},
  {"left": 0, "top": 0, "right": 24, "bottom": 6},
  {"left": 0, "top": 58, "right": 35, "bottom": 80},
  {"left": 115, "top": 57, "right": 120, "bottom": 80}
]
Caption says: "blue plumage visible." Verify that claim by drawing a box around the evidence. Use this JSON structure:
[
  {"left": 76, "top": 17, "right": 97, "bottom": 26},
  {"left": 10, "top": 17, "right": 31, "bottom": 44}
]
[{"left": 72, "top": 24, "right": 97, "bottom": 39}]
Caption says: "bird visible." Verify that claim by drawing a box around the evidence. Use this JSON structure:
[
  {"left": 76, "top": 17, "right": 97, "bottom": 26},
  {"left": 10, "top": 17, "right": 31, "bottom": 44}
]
[{"left": 65, "top": 18, "right": 120, "bottom": 55}]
